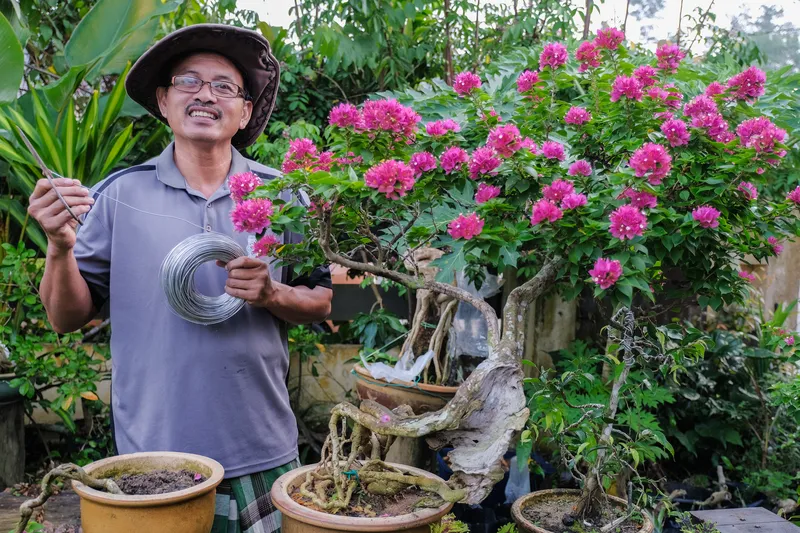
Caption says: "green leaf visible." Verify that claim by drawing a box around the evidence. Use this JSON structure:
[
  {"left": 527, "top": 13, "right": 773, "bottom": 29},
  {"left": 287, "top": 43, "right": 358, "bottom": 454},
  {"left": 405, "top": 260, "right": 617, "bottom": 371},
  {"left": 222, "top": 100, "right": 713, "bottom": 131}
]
[
  {"left": 0, "top": 12, "right": 24, "bottom": 104},
  {"left": 431, "top": 241, "right": 466, "bottom": 283},
  {"left": 43, "top": 67, "right": 86, "bottom": 111}
]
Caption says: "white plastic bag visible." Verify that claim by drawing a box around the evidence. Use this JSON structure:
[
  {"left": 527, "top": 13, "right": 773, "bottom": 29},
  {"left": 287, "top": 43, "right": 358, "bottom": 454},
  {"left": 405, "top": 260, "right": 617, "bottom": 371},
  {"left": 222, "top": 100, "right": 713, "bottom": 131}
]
[
  {"left": 361, "top": 350, "right": 435, "bottom": 383},
  {"left": 504, "top": 455, "right": 531, "bottom": 504}
]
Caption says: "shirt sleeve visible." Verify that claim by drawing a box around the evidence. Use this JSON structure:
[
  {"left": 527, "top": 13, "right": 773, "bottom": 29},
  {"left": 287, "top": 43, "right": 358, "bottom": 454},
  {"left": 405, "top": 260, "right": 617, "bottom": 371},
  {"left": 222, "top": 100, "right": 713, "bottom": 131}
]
[{"left": 73, "top": 184, "right": 113, "bottom": 312}]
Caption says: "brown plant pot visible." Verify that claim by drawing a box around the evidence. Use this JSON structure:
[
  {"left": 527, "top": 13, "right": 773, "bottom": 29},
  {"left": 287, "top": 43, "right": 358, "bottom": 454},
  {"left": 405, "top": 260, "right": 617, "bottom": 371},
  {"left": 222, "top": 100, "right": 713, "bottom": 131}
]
[
  {"left": 511, "top": 489, "right": 654, "bottom": 533},
  {"left": 271, "top": 462, "right": 454, "bottom": 532},
  {"left": 71, "top": 451, "right": 224, "bottom": 533},
  {"left": 353, "top": 363, "right": 458, "bottom": 414}
]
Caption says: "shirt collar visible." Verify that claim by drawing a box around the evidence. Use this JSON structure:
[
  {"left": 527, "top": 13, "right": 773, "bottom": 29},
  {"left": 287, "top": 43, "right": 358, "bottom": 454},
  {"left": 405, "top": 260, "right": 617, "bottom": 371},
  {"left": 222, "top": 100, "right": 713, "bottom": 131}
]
[{"left": 155, "top": 141, "right": 251, "bottom": 191}]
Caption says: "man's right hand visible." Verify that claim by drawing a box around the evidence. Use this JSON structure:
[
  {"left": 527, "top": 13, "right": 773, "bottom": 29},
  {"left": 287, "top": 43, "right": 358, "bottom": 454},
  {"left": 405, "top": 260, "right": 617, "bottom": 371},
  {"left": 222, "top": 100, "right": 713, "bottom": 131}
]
[{"left": 28, "top": 178, "right": 94, "bottom": 252}]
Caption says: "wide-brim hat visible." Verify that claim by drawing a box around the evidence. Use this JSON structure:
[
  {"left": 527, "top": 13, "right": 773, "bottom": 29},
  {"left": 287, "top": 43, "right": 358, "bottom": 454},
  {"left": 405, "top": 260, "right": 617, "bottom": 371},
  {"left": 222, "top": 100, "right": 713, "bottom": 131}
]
[{"left": 126, "top": 23, "right": 280, "bottom": 150}]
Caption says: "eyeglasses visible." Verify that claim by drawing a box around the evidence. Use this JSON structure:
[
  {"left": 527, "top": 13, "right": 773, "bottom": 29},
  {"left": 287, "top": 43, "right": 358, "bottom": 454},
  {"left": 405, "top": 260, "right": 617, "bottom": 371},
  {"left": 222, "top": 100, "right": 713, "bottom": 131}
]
[{"left": 170, "top": 75, "right": 250, "bottom": 100}]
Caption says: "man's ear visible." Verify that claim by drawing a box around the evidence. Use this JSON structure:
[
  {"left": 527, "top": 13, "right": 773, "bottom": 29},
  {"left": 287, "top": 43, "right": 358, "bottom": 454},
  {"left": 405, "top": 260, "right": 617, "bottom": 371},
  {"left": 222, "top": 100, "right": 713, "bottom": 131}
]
[
  {"left": 156, "top": 87, "right": 169, "bottom": 119},
  {"left": 239, "top": 100, "right": 253, "bottom": 130}
]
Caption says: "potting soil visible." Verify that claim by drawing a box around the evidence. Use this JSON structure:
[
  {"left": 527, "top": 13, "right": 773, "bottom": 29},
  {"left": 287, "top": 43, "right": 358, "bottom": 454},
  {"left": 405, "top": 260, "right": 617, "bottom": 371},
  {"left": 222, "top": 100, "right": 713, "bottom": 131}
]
[
  {"left": 113, "top": 469, "right": 206, "bottom": 495},
  {"left": 291, "top": 485, "right": 433, "bottom": 518},
  {"left": 521, "top": 494, "right": 641, "bottom": 533}
]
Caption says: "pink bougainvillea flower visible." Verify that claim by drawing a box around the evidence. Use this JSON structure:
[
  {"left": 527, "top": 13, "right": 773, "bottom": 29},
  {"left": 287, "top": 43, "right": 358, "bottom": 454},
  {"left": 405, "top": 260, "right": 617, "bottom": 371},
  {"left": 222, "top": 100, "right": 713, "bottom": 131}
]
[
  {"left": 334, "top": 151, "right": 363, "bottom": 166},
  {"left": 661, "top": 119, "right": 691, "bottom": 147},
  {"left": 738, "top": 182, "right": 758, "bottom": 201},
  {"left": 589, "top": 258, "right": 623, "bottom": 289},
  {"left": 328, "top": 102, "right": 362, "bottom": 128},
  {"left": 576, "top": 41, "right": 602, "bottom": 72},
  {"left": 567, "top": 160, "right": 592, "bottom": 177},
  {"left": 425, "top": 119, "right": 461, "bottom": 136},
  {"left": 620, "top": 188, "right": 658, "bottom": 209},
  {"left": 520, "top": 137, "right": 539, "bottom": 154},
  {"left": 662, "top": 83, "right": 684, "bottom": 109},
  {"left": 727, "top": 66, "right": 767, "bottom": 101},
  {"left": 469, "top": 147, "right": 502, "bottom": 179},
  {"left": 481, "top": 109, "right": 503, "bottom": 122},
  {"left": 487, "top": 124, "right": 523, "bottom": 157},
  {"left": 231, "top": 198, "right": 274, "bottom": 234},
  {"left": 253, "top": 234, "right": 281, "bottom": 258},
  {"left": 692, "top": 205, "right": 721, "bottom": 228},
  {"left": 683, "top": 95, "right": 718, "bottom": 120},
  {"left": 440, "top": 146, "right": 470, "bottom": 173},
  {"left": 282, "top": 138, "right": 320, "bottom": 173},
  {"left": 453, "top": 71, "right": 482, "bottom": 96},
  {"left": 364, "top": 160, "right": 416, "bottom": 199},
  {"left": 475, "top": 183, "right": 501, "bottom": 204},
  {"left": 565, "top": 106, "right": 592, "bottom": 125},
  {"left": 785, "top": 335, "right": 795, "bottom": 345},
  {"left": 448, "top": 212, "right": 485, "bottom": 240},
  {"left": 738, "top": 270, "right": 756, "bottom": 283},
  {"left": 701, "top": 114, "right": 734, "bottom": 143},
  {"left": 788, "top": 186, "right": 800, "bottom": 204},
  {"left": 609, "top": 205, "right": 647, "bottom": 240},
  {"left": 736, "top": 117, "right": 787, "bottom": 155},
  {"left": 409, "top": 151, "right": 438, "bottom": 177},
  {"left": 633, "top": 65, "right": 658, "bottom": 87},
  {"left": 531, "top": 199, "right": 563, "bottom": 225},
  {"left": 561, "top": 193, "right": 588, "bottom": 210},
  {"left": 595, "top": 27, "right": 625, "bottom": 50},
  {"left": 655, "top": 43, "right": 685, "bottom": 73},
  {"left": 611, "top": 75, "right": 643, "bottom": 102},
  {"left": 228, "top": 171, "right": 261, "bottom": 202},
  {"left": 517, "top": 70, "right": 541, "bottom": 93},
  {"left": 768, "top": 236, "right": 784, "bottom": 255},
  {"left": 362, "top": 99, "right": 421, "bottom": 140},
  {"left": 647, "top": 85, "right": 669, "bottom": 103},
  {"left": 539, "top": 42, "right": 569, "bottom": 69},
  {"left": 629, "top": 143, "right": 672, "bottom": 185},
  {"left": 542, "top": 179, "right": 575, "bottom": 202},
  {"left": 313, "top": 151, "right": 334, "bottom": 172},
  {"left": 541, "top": 140, "right": 566, "bottom": 161},
  {"left": 705, "top": 81, "right": 726, "bottom": 97}
]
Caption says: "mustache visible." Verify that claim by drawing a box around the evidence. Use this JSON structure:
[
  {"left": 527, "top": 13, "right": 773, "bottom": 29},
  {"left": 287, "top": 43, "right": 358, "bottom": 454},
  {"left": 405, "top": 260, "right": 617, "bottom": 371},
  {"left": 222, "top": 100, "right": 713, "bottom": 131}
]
[{"left": 185, "top": 102, "right": 223, "bottom": 118}]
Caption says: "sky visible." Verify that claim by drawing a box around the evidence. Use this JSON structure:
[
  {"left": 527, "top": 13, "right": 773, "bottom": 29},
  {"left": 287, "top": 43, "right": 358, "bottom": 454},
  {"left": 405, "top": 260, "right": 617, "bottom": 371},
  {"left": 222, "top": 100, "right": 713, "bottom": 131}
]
[{"left": 239, "top": 0, "right": 799, "bottom": 50}]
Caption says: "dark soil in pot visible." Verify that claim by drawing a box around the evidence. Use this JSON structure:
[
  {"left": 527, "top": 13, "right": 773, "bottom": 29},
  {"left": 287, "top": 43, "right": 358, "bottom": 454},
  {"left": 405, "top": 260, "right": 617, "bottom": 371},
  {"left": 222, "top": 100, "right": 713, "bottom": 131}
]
[
  {"left": 522, "top": 493, "right": 642, "bottom": 533},
  {"left": 107, "top": 469, "right": 207, "bottom": 495},
  {"left": 290, "top": 484, "right": 433, "bottom": 518}
]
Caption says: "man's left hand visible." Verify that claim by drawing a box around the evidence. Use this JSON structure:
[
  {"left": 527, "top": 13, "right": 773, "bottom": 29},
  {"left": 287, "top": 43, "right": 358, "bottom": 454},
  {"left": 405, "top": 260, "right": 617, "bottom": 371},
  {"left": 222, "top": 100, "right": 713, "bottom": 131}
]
[{"left": 218, "top": 257, "right": 274, "bottom": 307}]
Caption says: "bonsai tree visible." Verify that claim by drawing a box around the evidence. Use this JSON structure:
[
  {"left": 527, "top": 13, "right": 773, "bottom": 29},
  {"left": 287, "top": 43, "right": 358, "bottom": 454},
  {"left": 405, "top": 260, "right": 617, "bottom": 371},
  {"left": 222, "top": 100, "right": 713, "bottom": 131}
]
[{"left": 227, "top": 28, "right": 798, "bottom": 511}]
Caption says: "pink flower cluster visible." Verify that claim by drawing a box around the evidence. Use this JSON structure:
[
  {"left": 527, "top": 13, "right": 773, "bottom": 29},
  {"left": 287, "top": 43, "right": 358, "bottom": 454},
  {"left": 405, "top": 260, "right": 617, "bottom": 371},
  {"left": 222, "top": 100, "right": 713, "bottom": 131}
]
[
  {"left": 620, "top": 188, "right": 658, "bottom": 209},
  {"left": 655, "top": 43, "right": 685, "bottom": 73},
  {"left": 595, "top": 27, "right": 625, "bottom": 50},
  {"left": 231, "top": 198, "right": 274, "bottom": 234},
  {"left": 362, "top": 99, "right": 421, "bottom": 140},
  {"left": 683, "top": 95, "right": 733, "bottom": 143},
  {"left": 541, "top": 141, "right": 565, "bottom": 161},
  {"left": 453, "top": 72, "right": 482, "bottom": 96},
  {"left": 228, "top": 171, "right": 261, "bottom": 202},
  {"left": 661, "top": 119, "right": 691, "bottom": 147},
  {"left": 561, "top": 193, "right": 588, "bottom": 210},
  {"left": 788, "top": 186, "right": 800, "bottom": 204},
  {"left": 565, "top": 106, "right": 592, "bottom": 125},
  {"left": 736, "top": 117, "right": 787, "bottom": 156},
  {"left": 282, "top": 138, "right": 333, "bottom": 173},
  {"left": 705, "top": 82, "right": 726, "bottom": 97},
  {"left": 629, "top": 143, "right": 672, "bottom": 185},
  {"left": 634, "top": 65, "right": 658, "bottom": 88},
  {"left": 738, "top": 182, "right": 758, "bottom": 201},
  {"left": 253, "top": 234, "right": 280, "bottom": 258},
  {"left": 609, "top": 205, "right": 647, "bottom": 240},
  {"left": 576, "top": 41, "right": 601, "bottom": 72},
  {"left": 589, "top": 258, "right": 623, "bottom": 289},
  {"left": 738, "top": 270, "right": 756, "bottom": 283},
  {"left": 539, "top": 43, "right": 569, "bottom": 69},
  {"left": 426, "top": 119, "right": 461, "bottom": 136},
  {"left": 768, "top": 236, "right": 784, "bottom": 255},
  {"left": 543, "top": 179, "right": 574, "bottom": 202},
  {"left": 409, "top": 152, "right": 438, "bottom": 177},
  {"left": 364, "top": 160, "right": 416, "bottom": 199},
  {"left": 568, "top": 160, "right": 592, "bottom": 177},
  {"left": 531, "top": 199, "right": 563, "bottom": 225},
  {"left": 487, "top": 124, "right": 523, "bottom": 157},
  {"left": 727, "top": 66, "right": 766, "bottom": 101},
  {"left": 328, "top": 102, "right": 362, "bottom": 129},
  {"left": 611, "top": 75, "right": 643, "bottom": 102},
  {"left": 475, "top": 183, "right": 501, "bottom": 204},
  {"left": 448, "top": 212, "right": 484, "bottom": 240},
  {"left": 692, "top": 206, "right": 721, "bottom": 228},
  {"left": 469, "top": 147, "right": 502, "bottom": 179},
  {"left": 517, "top": 70, "right": 541, "bottom": 93},
  {"left": 441, "top": 147, "right": 469, "bottom": 173}
]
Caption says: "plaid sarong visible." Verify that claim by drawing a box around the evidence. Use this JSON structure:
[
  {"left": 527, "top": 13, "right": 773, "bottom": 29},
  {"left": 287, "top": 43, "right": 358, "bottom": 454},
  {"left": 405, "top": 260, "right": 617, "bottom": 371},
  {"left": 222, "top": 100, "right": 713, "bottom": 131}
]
[{"left": 211, "top": 459, "right": 301, "bottom": 533}]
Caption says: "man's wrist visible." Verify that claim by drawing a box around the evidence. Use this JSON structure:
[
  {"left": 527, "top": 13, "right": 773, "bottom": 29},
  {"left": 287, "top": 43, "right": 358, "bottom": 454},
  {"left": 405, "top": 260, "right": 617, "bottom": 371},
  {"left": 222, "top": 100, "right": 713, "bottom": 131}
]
[{"left": 47, "top": 242, "right": 74, "bottom": 260}]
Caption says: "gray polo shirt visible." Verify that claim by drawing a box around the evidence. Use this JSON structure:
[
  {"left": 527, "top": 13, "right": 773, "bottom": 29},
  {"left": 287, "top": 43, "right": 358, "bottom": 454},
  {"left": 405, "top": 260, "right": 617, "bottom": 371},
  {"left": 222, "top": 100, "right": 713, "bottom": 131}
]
[{"left": 74, "top": 142, "right": 330, "bottom": 478}]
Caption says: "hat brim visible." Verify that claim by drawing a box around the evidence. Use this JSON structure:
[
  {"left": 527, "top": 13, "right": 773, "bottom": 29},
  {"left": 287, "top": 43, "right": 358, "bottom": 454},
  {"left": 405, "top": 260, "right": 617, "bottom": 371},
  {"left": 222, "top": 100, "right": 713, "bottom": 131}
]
[{"left": 125, "top": 23, "right": 280, "bottom": 150}]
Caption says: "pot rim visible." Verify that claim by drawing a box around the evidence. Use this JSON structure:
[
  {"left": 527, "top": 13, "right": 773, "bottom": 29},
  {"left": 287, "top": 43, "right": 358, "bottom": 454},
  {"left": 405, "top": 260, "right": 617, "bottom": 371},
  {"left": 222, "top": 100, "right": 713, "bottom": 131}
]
[
  {"left": 511, "top": 488, "right": 654, "bottom": 533},
  {"left": 71, "top": 451, "right": 225, "bottom": 507},
  {"left": 353, "top": 363, "right": 459, "bottom": 395},
  {"left": 271, "top": 462, "right": 454, "bottom": 531}
]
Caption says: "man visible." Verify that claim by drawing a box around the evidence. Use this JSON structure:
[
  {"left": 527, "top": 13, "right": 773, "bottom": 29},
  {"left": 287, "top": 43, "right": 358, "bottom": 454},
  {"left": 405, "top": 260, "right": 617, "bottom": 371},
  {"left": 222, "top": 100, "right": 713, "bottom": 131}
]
[{"left": 27, "top": 24, "right": 332, "bottom": 533}]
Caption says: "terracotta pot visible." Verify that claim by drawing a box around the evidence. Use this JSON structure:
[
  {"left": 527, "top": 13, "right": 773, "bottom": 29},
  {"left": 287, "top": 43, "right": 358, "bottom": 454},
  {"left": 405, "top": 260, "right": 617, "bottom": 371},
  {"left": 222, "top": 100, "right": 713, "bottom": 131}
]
[
  {"left": 71, "top": 451, "right": 224, "bottom": 533},
  {"left": 353, "top": 363, "right": 458, "bottom": 414},
  {"left": 271, "top": 462, "right": 454, "bottom": 532},
  {"left": 511, "top": 489, "right": 654, "bottom": 533}
]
